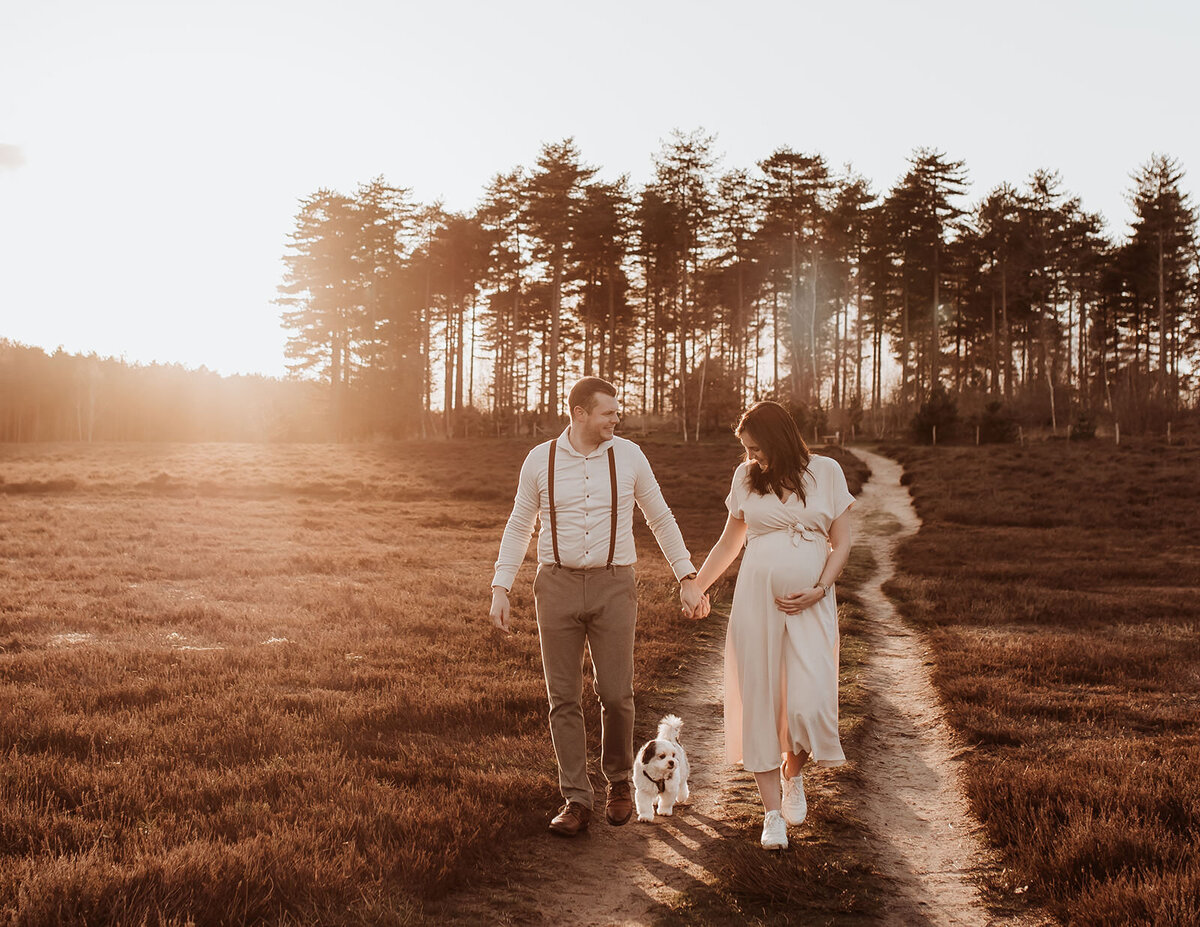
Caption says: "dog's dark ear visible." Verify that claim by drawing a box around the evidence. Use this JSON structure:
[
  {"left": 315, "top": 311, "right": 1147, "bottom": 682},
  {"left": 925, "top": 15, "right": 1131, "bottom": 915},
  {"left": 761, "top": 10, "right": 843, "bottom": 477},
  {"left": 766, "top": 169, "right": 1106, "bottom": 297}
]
[{"left": 641, "top": 741, "right": 657, "bottom": 766}]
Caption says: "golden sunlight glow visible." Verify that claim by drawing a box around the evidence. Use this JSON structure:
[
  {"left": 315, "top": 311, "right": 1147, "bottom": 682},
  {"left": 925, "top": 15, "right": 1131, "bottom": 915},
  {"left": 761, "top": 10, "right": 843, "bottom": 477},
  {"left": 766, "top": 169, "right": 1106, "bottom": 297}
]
[{"left": 0, "top": 0, "right": 1197, "bottom": 376}]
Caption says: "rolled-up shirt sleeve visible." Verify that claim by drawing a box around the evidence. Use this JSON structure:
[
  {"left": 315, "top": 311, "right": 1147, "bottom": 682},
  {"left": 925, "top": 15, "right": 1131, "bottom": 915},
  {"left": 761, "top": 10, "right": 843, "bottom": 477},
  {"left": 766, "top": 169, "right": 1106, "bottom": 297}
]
[
  {"left": 491, "top": 447, "right": 543, "bottom": 591},
  {"left": 632, "top": 448, "right": 697, "bottom": 580}
]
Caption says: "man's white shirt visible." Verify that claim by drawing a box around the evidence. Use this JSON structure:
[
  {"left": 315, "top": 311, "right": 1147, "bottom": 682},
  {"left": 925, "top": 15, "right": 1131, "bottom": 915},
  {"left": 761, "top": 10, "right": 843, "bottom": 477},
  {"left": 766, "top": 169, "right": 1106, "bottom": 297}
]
[{"left": 492, "top": 428, "right": 697, "bottom": 591}]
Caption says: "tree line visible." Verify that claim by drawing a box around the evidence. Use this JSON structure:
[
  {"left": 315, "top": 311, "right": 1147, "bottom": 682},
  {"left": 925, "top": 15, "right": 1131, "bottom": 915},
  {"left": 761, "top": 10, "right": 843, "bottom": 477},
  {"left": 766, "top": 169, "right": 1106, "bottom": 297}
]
[
  {"left": 277, "top": 132, "right": 1199, "bottom": 440},
  {"left": 2, "top": 135, "right": 1195, "bottom": 445},
  {"left": 0, "top": 340, "right": 328, "bottom": 443}
]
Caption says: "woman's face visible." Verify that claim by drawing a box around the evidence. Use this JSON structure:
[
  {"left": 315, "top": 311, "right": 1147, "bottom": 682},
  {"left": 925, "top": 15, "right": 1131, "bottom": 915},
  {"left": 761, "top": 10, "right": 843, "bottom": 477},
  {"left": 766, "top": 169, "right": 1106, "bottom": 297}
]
[{"left": 739, "top": 431, "right": 768, "bottom": 469}]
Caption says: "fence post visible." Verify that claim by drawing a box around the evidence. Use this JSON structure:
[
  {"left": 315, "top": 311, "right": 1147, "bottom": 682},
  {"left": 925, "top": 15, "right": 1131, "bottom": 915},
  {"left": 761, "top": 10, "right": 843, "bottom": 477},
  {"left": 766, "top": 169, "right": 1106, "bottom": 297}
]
[
  {"left": 975, "top": 424, "right": 980, "bottom": 446},
  {"left": 1167, "top": 422, "right": 1172, "bottom": 445},
  {"left": 1019, "top": 426, "right": 1024, "bottom": 446},
  {"left": 1115, "top": 422, "right": 1120, "bottom": 445},
  {"left": 932, "top": 425, "right": 938, "bottom": 446}
]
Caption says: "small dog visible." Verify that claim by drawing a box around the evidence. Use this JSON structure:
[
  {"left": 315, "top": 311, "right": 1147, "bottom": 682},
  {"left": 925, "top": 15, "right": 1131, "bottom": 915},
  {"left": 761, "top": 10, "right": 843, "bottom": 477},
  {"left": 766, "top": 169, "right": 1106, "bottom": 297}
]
[{"left": 633, "top": 714, "right": 690, "bottom": 822}]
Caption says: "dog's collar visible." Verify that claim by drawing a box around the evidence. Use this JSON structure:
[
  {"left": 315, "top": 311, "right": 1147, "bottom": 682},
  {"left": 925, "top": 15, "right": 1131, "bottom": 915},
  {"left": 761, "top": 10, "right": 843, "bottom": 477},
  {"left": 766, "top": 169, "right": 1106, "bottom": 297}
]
[{"left": 641, "top": 768, "right": 667, "bottom": 794}]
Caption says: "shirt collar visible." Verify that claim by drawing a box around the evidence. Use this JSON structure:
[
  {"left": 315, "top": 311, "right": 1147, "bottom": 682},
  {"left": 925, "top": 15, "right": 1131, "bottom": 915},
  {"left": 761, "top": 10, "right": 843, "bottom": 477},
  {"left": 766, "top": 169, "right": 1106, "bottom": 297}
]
[{"left": 559, "top": 426, "right": 614, "bottom": 458}]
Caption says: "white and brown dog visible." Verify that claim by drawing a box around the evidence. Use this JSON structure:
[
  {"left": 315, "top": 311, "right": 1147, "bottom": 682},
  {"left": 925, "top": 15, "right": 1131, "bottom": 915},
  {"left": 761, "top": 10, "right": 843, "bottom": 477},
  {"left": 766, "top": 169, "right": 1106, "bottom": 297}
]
[{"left": 633, "top": 714, "right": 690, "bottom": 822}]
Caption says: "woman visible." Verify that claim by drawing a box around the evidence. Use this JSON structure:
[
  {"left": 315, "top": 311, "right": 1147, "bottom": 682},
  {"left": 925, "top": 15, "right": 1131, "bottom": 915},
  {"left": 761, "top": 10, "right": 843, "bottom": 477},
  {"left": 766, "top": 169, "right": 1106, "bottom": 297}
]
[{"left": 691, "top": 401, "right": 854, "bottom": 850}]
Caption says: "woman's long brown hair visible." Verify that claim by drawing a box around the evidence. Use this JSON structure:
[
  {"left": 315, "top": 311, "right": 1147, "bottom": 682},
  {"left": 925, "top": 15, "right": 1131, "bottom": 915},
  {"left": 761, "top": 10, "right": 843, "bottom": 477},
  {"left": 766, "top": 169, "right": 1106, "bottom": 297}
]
[{"left": 736, "top": 401, "right": 812, "bottom": 503}]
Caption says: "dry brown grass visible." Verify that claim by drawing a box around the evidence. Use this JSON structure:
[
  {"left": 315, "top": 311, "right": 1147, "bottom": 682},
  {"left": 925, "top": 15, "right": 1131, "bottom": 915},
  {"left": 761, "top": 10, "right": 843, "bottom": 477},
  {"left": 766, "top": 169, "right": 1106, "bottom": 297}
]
[
  {"left": 882, "top": 439, "right": 1200, "bottom": 926},
  {"left": 2, "top": 437, "right": 880, "bottom": 925}
]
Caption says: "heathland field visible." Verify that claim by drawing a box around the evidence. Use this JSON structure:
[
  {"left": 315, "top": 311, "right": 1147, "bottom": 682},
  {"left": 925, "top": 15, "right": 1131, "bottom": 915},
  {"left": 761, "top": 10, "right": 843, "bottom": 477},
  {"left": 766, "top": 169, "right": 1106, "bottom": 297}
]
[
  {"left": 0, "top": 437, "right": 869, "bottom": 926},
  {"left": 884, "top": 440, "right": 1200, "bottom": 926}
]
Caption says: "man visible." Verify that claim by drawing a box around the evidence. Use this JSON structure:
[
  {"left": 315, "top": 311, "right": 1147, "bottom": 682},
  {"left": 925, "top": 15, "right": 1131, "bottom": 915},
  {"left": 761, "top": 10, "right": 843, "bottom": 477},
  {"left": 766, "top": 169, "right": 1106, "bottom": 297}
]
[{"left": 490, "top": 377, "right": 705, "bottom": 837}]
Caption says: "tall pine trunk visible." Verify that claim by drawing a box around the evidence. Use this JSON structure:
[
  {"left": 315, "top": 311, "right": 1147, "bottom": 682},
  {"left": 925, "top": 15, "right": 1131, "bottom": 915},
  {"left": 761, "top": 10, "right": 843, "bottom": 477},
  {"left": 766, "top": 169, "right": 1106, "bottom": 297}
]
[
  {"left": 931, "top": 236, "right": 940, "bottom": 389},
  {"left": 1001, "top": 256, "right": 1012, "bottom": 398},
  {"left": 1157, "top": 229, "right": 1167, "bottom": 401},
  {"left": 605, "top": 266, "right": 617, "bottom": 380},
  {"left": 810, "top": 245, "right": 819, "bottom": 405},
  {"left": 549, "top": 258, "right": 562, "bottom": 422},
  {"left": 989, "top": 284, "right": 999, "bottom": 394}
]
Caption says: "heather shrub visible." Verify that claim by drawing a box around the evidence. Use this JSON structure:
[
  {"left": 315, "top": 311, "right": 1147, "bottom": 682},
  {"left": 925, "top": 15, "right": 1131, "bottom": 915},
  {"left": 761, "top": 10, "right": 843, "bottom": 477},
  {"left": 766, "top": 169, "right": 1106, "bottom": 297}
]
[{"left": 910, "top": 384, "right": 959, "bottom": 444}]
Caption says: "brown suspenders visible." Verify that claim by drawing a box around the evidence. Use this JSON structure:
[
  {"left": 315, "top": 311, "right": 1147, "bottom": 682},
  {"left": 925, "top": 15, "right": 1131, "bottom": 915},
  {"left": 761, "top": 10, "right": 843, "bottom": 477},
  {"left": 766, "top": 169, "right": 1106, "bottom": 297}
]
[
  {"left": 546, "top": 439, "right": 618, "bottom": 569},
  {"left": 547, "top": 439, "right": 561, "bottom": 566},
  {"left": 607, "top": 446, "right": 617, "bottom": 567}
]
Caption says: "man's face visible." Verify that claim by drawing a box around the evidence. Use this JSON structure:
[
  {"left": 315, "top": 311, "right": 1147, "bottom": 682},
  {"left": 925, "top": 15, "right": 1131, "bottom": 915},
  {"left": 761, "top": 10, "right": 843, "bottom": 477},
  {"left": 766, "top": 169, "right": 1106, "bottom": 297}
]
[{"left": 575, "top": 392, "right": 621, "bottom": 443}]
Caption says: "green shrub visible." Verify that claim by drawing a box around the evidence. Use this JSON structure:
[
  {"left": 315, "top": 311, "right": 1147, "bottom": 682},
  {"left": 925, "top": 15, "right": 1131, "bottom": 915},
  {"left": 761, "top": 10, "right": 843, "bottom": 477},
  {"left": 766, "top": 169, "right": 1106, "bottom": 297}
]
[
  {"left": 971, "top": 401, "right": 1019, "bottom": 444},
  {"left": 1069, "top": 410, "right": 1097, "bottom": 440},
  {"left": 911, "top": 384, "right": 959, "bottom": 444}
]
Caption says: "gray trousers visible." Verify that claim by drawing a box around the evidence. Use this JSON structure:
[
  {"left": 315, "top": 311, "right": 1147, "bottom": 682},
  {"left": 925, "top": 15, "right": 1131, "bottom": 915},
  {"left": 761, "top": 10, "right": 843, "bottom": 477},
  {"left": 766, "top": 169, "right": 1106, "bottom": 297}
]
[{"left": 533, "top": 563, "right": 637, "bottom": 808}]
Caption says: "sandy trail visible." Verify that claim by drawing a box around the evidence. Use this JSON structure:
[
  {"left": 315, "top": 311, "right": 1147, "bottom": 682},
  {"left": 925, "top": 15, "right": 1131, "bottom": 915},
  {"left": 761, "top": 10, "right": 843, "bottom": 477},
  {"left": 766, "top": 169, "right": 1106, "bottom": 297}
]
[
  {"left": 850, "top": 448, "right": 1043, "bottom": 927},
  {"left": 448, "top": 449, "right": 1038, "bottom": 926}
]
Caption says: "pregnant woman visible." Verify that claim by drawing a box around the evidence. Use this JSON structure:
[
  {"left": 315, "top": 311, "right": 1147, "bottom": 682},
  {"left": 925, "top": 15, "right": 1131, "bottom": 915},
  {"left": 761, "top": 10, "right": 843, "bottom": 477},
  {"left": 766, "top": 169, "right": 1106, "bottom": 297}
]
[{"left": 691, "top": 401, "right": 854, "bottom": 850}]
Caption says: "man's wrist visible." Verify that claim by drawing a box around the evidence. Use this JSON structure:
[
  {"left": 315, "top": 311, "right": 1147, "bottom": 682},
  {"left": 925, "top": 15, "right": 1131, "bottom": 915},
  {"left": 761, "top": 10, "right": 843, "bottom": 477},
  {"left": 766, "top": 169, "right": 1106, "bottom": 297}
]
[
  {"left": 492, "top": 585, "right": 510, "bottom": 595},
  {"left": 678, "top": 572, "right": 697, "bottom": 585}
]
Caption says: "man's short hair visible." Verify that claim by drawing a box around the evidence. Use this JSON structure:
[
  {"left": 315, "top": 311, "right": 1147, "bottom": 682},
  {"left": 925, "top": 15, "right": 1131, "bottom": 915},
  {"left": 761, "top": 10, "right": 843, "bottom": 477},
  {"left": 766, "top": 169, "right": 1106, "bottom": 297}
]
[{"left": 568, "top": 377, "right": 617, "bottom": 415}]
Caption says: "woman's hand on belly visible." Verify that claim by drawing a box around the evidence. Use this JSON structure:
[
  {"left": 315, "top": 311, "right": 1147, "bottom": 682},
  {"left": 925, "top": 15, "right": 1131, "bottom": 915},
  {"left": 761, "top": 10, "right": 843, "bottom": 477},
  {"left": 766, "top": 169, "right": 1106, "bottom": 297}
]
[{"left": 774, "top": 586, "right": 826, "bottom": 615}]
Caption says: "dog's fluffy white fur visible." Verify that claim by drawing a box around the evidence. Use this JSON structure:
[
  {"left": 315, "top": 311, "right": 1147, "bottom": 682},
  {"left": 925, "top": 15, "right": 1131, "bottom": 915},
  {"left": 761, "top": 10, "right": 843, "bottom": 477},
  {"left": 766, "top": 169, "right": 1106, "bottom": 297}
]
[{"left": 633, "top": 714, "right": 690, "bottom": 822}]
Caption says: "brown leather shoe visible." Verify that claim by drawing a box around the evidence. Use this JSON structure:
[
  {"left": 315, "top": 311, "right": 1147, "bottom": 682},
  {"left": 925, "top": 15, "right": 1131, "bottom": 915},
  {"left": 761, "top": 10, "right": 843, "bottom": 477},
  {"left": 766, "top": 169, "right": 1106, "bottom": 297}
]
[
  {"left": 548, "top": 801, "right": 591, "bottom": 837},
  {"left": 605, "top": 780, "right": 633, "bottom": 826}
]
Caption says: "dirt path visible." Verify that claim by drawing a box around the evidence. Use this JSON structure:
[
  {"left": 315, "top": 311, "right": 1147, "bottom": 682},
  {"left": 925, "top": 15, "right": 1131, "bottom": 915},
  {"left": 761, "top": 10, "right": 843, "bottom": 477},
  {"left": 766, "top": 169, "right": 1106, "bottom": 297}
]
[
  {"left": 851, "top": 448, "right": 1042, "bottom": 927},
  {"left": 448, "top": 449, "right": 1035, "bottom": 926}
]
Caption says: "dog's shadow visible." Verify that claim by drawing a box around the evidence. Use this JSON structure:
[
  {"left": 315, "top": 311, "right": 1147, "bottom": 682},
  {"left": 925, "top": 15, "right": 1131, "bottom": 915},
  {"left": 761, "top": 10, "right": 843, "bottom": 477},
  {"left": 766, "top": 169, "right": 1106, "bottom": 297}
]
[
  {"left": 637, "top": 805, "right": 739, "bottom": 842},
  {"left": 624, "top": 805, "right": 741, "bottom": 898}
]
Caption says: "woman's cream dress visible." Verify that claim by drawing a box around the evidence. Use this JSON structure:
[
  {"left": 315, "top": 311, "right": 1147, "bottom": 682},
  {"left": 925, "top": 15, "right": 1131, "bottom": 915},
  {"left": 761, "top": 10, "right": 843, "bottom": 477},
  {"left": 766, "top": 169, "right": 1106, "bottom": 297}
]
[{"left": 723, "top": 456, "right": 854, "bottom": 772}]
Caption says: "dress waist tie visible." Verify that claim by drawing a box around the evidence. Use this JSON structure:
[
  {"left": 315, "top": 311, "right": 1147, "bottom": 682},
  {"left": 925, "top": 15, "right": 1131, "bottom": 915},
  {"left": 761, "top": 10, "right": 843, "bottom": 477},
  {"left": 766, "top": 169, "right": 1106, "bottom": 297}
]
[{"left": 785, "top": 523, "right": 826, "bottom": 546}]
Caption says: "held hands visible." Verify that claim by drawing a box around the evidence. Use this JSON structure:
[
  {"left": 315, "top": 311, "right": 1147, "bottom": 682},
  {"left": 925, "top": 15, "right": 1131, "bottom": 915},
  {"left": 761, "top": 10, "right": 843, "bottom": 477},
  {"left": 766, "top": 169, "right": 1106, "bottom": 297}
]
[
  {"left": 489, "top": 587, "right": 512, "bottom": 633},
  {"left": 774, "top": 586, "right": 827, "bottom": 615},
  {"left": 679, "top": 580, "right": 710, "bottom": 621}
]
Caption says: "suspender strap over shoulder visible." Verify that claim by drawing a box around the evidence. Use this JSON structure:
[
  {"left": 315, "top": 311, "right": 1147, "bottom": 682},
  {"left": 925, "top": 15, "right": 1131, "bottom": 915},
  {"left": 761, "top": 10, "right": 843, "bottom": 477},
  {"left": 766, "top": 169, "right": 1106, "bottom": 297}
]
[
  {"left": 547, "top": 439, "right": 561, "bottom": 567},
  {"left": 545, "top": 438, "right": 619, "bottom": 570},
  {"left": 606, "top": 446, "right": 617, "bottom": 569}
]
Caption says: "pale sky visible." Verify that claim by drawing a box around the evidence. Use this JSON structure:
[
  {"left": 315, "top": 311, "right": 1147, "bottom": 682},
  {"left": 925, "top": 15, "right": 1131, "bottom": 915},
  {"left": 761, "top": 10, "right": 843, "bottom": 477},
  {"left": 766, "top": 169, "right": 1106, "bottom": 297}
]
[{"left": 1, "top": 0, "right": 1196, "bottom": 377}]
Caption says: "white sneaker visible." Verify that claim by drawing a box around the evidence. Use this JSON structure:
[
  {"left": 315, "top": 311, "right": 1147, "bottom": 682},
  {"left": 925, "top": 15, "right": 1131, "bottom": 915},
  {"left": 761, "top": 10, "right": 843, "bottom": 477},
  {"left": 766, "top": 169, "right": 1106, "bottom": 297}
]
[
  {"left": 781, "top": 772, "right": 807, "bottom": 826},
  {"left": 760, "top": 809, "right": 788, "bottom": 850}
]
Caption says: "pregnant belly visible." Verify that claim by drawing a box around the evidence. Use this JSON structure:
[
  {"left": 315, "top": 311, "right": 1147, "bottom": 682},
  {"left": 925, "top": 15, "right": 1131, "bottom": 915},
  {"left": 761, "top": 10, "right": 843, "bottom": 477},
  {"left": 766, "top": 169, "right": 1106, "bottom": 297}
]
[{"left": 743, "top": 532, "right": 828, "bottom": 598}]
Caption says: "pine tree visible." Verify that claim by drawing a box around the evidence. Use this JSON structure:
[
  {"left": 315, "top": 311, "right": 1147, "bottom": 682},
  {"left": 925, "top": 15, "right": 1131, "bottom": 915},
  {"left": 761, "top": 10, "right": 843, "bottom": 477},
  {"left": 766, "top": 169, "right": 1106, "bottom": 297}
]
[
  {"left": 523, "top": 139, "right": 597, "bottom": 420},
  {"left": 652, "top": 129, "right": 719, "bottom": 437},
  {"left": 713, "top": 168, "right": 764, "bottom": 407},
  {"left": 902, "top": 149, "right": 968, "bottom": 394},
  {"left": 574, "top": 177, "right": 634, "bottom": 382},
  {"left": 1126, "top": 154, "right": 1197, "bottom": 407},
  {"left": 277, "top": 189, "right": 365, "bottom": 436},
  {"left": 826, "top": 171, "right": 876, "bottom": 416},
  {"left": 975, "top": 184, "right": 1024, "bottom": 397},
  {"left": 478, "top": 169, "right": 530, "bottom": 422},
  {"left": 757, "top": 148, "right": 833, "bottom": 406}
]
